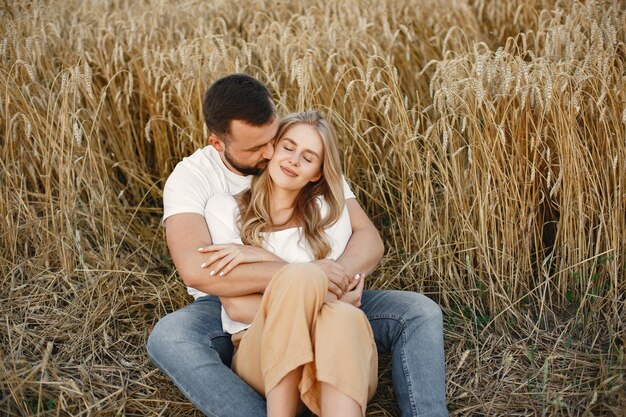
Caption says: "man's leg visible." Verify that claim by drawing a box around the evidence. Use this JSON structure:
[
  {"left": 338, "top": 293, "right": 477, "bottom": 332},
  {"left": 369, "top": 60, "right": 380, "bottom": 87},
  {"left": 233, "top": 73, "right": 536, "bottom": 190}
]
[
  {"left": 361, "top": 290, "right": 447, "bottom": 417},
  {"left": 146, "top": 295, "right": 266, "bottom": 417}
]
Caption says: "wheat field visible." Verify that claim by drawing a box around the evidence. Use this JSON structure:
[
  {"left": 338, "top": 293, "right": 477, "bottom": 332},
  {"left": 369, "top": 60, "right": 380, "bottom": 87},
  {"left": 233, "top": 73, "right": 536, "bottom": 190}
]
[{"left": 1, "top": 0, "right": 625, "bottom": 415}]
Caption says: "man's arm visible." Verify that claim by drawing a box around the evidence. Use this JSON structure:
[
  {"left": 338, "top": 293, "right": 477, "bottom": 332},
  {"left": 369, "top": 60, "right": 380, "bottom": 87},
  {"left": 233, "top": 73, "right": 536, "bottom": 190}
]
[
  {"left": 336, "top": 198, "right": 385, "bottom": 278},
  {"left": 220, "top": 294, "right": 263, "bottom": 323},
  {"left": 165, "top": 213, "right": 286, "bottom": 297}
]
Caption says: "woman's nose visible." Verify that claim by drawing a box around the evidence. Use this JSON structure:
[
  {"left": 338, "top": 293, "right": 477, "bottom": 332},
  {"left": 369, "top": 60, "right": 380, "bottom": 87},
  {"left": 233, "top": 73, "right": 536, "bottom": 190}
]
[{"left": 288, "top": 153, "right": 300, "bottom": 166}]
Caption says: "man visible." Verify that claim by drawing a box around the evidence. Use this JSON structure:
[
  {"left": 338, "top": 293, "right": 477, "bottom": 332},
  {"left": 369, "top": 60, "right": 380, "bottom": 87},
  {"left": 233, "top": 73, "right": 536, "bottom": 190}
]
[{"left": 147, "top": 74, "right": 447, "bottom": 417}]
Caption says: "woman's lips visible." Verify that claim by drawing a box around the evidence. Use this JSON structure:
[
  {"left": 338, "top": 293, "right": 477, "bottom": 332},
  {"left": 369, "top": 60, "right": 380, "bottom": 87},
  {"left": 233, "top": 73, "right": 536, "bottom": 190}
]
[{"left": 280, "top": 166, "right": 298, "bottom": 177}]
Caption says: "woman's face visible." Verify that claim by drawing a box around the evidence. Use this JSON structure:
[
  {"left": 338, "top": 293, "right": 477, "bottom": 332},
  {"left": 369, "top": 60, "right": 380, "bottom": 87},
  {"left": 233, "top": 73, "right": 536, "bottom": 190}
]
[{"left": 268, "top": 123, "right": 324, "bottom": 192}]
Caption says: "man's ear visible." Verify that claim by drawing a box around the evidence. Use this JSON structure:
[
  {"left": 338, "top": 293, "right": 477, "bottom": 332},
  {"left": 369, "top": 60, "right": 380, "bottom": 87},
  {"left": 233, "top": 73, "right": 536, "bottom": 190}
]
[{"left": 208, "top": 133, "right": 224, "bottom": 152}]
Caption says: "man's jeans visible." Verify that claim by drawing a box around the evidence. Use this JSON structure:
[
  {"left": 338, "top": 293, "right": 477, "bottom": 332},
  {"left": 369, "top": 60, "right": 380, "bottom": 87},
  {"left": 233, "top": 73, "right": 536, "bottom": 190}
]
[{"left": 147, "top": 290, "right": 447, "bottom": 417}]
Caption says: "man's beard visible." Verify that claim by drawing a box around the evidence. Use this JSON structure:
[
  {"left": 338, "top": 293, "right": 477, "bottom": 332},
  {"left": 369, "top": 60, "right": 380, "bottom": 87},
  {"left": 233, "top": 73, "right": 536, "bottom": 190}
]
[{"left": 224, "top": 148, "right": 266, "bottom": 176}]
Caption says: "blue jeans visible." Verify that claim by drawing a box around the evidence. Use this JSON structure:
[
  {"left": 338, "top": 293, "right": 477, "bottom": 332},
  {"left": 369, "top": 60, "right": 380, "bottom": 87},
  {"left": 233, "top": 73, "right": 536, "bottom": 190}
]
[{"left": 147, "top": 290, "right": 447, "bottom": 417}]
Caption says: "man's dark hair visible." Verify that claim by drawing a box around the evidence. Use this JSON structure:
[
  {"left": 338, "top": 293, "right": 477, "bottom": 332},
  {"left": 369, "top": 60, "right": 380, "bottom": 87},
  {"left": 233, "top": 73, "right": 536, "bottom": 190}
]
[{"left": 202, "top": 73, "right": 275, "bottom": 137}]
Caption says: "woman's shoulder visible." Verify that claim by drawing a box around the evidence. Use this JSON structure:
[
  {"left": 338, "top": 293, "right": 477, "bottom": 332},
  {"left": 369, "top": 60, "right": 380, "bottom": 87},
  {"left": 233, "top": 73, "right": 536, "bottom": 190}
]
[{"left": 315, "top": 195, "right": 349, "bottom": 222}]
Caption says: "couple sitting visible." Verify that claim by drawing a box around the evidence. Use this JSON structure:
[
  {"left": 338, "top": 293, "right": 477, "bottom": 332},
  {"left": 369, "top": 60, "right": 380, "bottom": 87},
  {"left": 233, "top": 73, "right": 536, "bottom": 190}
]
[{"left": 147, "top": 74, "right": 447, "bottom": 417}]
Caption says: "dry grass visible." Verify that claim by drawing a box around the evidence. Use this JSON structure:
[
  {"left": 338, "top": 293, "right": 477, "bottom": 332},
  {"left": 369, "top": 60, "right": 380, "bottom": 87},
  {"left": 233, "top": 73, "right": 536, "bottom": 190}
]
[{"left": 1, "top": 0, "right": 625, "bottom": 415}]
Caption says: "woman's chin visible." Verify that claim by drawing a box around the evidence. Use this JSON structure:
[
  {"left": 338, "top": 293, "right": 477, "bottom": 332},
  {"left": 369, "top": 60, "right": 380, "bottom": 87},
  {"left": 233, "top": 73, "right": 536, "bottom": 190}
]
[{"left": 271, "top": 177, "right": 304, "bottom": 193}]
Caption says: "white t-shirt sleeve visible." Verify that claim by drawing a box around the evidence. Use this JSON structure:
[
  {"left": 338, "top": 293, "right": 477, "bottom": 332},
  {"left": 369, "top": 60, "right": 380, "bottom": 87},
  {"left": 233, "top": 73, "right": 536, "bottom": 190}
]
[{"left": 163, "top": 161, "right": 212, "bottom": 220}]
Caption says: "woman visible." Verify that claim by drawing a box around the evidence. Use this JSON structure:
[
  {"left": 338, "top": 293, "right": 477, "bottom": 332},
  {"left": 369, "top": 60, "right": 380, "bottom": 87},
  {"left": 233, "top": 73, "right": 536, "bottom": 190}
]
[{"left": 201, "top": 111, "right": 377, "bottom": 417}]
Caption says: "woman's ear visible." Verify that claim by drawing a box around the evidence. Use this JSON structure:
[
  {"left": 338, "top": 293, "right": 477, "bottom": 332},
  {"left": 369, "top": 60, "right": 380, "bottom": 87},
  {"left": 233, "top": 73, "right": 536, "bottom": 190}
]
[{"left": 208, "top": 133, "right": 224, "bottom": 152}]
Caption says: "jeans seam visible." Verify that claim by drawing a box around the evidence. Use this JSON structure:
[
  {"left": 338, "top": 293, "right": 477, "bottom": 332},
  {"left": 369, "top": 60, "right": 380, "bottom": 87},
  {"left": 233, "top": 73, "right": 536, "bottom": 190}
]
[
  {"left": 366, "top": 313, "right": 400, "bottom": 320},
  {"left": 400, "top": 323, "right": 419, "bottom": 417},
  {"left": 367, "top": 314, "right": 420, "bottom": 417}
]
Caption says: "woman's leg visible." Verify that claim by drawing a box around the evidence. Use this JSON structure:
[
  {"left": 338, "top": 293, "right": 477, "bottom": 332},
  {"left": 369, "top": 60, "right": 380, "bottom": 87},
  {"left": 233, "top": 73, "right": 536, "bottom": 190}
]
[
  {"left": 320, "top": 382, "right": 361, "bottom": 417},
  {"left": 266, "top": 367, "right": 303, "bottom": 417},
  {"left": 232, "top": 263, "right": 328, "bottom": 404},
  {"left": 232, "top": 264, "right": 376, "bottom": 416},
  {"left": 300, "top": 301, "right": 377, "bottom": 416}
]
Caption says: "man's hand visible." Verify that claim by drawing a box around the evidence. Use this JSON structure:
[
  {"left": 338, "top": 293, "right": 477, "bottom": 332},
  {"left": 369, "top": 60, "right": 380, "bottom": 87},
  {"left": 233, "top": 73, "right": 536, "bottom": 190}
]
[
  {"left": 312, "top": 259, "right": 351, "bottom": 298},
  {"left": 198, "top": 243, "right": 284, "bottom": 276},
  {"left": 339, "top": 273, "right": 366, "bottom": 307}
]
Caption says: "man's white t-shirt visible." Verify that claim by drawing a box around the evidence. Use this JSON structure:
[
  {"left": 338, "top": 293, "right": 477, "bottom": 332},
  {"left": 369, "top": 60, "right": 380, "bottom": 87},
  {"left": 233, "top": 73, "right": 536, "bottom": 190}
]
[{"left": 163, "top": 144, "right": 356, "bottom": 296}]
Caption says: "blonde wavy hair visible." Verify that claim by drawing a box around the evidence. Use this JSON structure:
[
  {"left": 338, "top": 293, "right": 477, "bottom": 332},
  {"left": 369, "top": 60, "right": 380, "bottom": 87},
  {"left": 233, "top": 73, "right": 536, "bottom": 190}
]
[{"left": 238, "top": 111, "right": 345, "bottom": 259}]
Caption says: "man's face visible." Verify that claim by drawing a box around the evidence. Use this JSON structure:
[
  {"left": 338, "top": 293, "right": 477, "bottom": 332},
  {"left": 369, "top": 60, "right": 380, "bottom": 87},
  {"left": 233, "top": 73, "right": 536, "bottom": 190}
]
[{"left": 219, "top": 119, "right": 279, "bottom": 176}]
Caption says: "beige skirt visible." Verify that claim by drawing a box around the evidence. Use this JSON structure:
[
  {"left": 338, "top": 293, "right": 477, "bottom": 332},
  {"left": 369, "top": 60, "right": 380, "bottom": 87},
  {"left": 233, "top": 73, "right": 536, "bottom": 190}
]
[{"left": 231, "top": 263, "right": 378, "bottom": 416}]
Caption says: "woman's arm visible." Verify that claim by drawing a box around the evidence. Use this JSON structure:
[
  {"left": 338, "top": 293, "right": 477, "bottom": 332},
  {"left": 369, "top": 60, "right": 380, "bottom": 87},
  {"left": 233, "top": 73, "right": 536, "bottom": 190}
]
[
  {"left": 166, "top": 213, "right": 286, "bottom": 297},
  {"left": 220, "top": 294, "right": 263, "bottom": 324},
  {"left": 198, "top": 243, "right": 284, "bottom": 276}
]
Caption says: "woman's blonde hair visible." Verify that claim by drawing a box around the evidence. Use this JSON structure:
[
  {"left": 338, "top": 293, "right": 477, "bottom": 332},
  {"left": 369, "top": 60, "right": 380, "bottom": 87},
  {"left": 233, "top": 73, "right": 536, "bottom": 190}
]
[{"left": 238, "top": 111, "right": 345, "bottom": 259}]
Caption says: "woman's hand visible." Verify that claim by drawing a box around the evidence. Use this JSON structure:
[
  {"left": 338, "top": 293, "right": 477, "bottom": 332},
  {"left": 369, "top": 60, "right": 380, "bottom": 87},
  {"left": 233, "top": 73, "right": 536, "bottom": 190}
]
[
  {"left": 339, "top": 273, "right": 366, "bottom": 307},
  {"left": 198, "top": 244, "right": 283, "bottom": 276}
]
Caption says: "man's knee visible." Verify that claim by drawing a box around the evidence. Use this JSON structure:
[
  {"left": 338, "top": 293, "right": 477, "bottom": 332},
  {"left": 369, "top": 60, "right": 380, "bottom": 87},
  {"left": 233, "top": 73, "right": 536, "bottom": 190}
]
[
  {"left": 401, "top": 291, "right": 440, "bottom": 314},
  {"left": 147, "top": 308, "right": 234, "bottom": 368},
  {"left": 146, "top": 313, "right": 181, "bottom": 361},
  {"left": 400, "top": 292, "right": 444, "bottom": 337},
  {"left": 147, "top": 306, "right": 216, "bottom": 359}
]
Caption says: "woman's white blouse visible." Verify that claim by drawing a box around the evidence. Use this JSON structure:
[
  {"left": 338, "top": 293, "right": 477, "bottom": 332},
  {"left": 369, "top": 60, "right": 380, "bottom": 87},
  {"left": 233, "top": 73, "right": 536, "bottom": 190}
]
[{"left": 203, "top": 193, "right": 352, "bottom": 334}]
